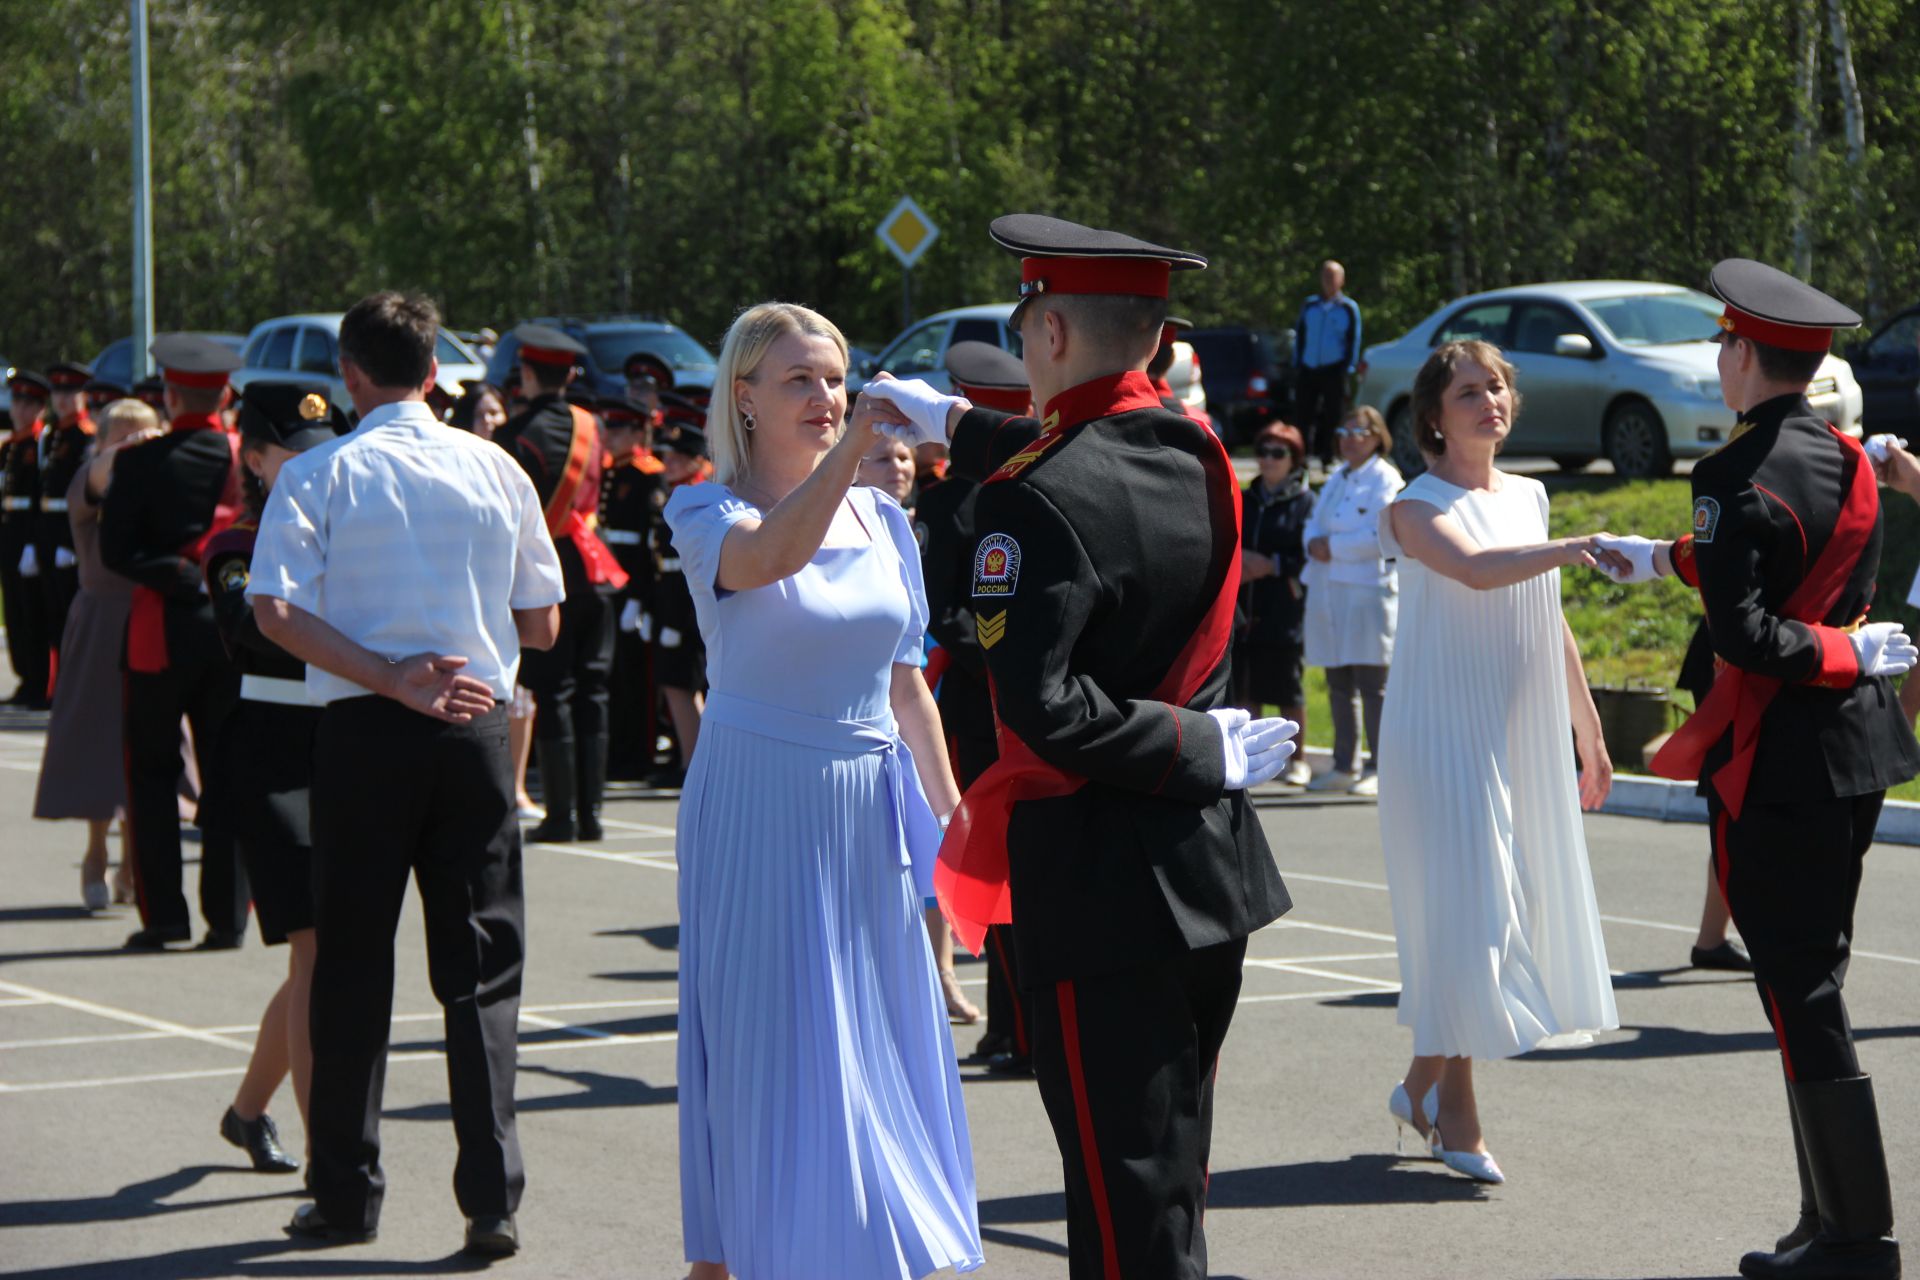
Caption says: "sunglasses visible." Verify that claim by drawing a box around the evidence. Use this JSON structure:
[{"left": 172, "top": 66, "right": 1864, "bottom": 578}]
[{"left": 1255, "top": 445, "right": 1295, "bottom": 459}]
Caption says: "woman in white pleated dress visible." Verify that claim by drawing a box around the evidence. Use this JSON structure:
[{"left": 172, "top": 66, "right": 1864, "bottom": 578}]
[{"left": 1375, "top": 339, "right": 1620, "bottom": 1183}]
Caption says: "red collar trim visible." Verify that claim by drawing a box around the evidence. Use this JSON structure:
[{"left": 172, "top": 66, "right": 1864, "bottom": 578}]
[
  {"left": 169, "top": 412, "right": 223, "bottom": 434},
  {"left": 1039, "top": 370, "right": 1164, "bottom": 433}
]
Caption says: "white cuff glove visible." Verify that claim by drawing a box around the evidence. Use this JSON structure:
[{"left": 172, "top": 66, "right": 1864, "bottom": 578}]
[
  {"left": 638, "top": 611, "right": 655, "bottom": 642},
  {"left": 18, "top": 545, "right": 38, "bottom": 578},
  {"left": 618, "top": 598, "right": 642, "bottom": 633},
  {"left": 53, "top": 546, "right": 76, "bottom": 570},
  {"left": 859, "top": 378, "right": 970, "bottom": 449},
  {"left": 1207, "top": 708, "right": 1301, "bottom": 790},
  {"left": 1591, "top": 533, "right": 1660, "bottom": 585},
  {"left": 659, "top": 626, "right": 682, "bottom": 649},
  {"left": 1864, "top": 434, "right": 1909, "bottom": 465},
  {"left": 1850, "top": 621, "right": 1918, "bottom": 678}
]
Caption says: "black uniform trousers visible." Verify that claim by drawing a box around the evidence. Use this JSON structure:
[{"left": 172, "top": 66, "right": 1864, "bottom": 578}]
[
  {"left": 123, "top": 610, "right": 247, "bottom": 936},
  {"left": 521, "top": 584, "right": 614, "bottom": 745},
  {"left": 1, "top": 554, "right": 49, "bottom": 700},
  {"left": 607, "top": 626, "right": 656, "bottom": 779},
  {"left": 1028, "top": 937, "right": 1246, "bottom": 1280},
  {"left": 1293, "top": 365, "right": 1348, "bottom": 463},
  {"left": 307, "top": 697, "right": 525, "bottom": 1232},
  {"left": 1708, "top": 790, "right": 1879, "bottom": 1083}
]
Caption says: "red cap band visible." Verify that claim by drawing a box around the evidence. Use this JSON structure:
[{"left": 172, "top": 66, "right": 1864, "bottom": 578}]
[
  {"left": 161, "top": 368, "right": 232, "bottom": 389},
  {"left": 1718, "top": 307, "right": 1833, "bottom": 354},
  {"left": 1020, "top": 255, "right": 1171, "bottom": 301},
  {"left": 49, "top": 372, "right": 88, "bottom": 390},
  {"left": 956, "top": 384, "right": 1031, "bottom": 415},
  {"left": 520, "top": 345, "right": 577, "bottom": 367}
]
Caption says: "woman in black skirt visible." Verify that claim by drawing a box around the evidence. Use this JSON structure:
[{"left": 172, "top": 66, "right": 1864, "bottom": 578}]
[
  {"left": 1235, "top": 421, "right": 1316, "bottom": 785},
  {"left": 202, "top": 383, "right": 348, "bottom": 1175}
]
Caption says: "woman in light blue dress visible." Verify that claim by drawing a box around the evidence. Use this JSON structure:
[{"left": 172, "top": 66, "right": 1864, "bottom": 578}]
[{"left": 667, "top": 302, "right": 983, "bottom": 1280}]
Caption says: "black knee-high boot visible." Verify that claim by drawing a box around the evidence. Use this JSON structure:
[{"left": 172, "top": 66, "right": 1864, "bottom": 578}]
[
  {"left": 1740, "top": 1076, "right": 1899, "bottom": 1280},
  {"left": 527, "top": 739, "right": 577, "bottom": 844}
]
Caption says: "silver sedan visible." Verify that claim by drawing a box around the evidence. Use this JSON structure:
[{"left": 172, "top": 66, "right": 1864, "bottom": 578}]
[{"left": 1356, "top": 281, "right": 1864, "bottom": 478}]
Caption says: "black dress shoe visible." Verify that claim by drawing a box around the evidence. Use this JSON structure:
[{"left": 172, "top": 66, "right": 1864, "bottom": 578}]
[
  {"left": 1692, "top": 940, "right": 1754, "bottom": 971},
  {"left": 970, "top": 1031, "right": 1012, "bottom": 1063},
  {"left": 286, "top": 1202, "right": 376, "bottom": 1245},
  {"left": 221, "top": 1106, "right": 300, "bottom": 1173},
  {"left": 985, "top": 1052, "right": 1034, "bottom": 1078},
  {"left": 577, "top": 812, "right": 604, "bottom": 842},
  {"left": 124, "top": 925, "right": 191, "bottom": 950},
  {"left": 464, "top": 1214, "right": 520, "bottom": 1257},
  {"left": 526, "top": 816, "right": 577, "bottom": 844},
  {"left": 197, "top": 929, "right": 246, "bottom": 952}
]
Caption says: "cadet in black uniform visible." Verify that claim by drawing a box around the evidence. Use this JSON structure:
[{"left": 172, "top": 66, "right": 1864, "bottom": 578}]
[
  {"left": 84, "top": 377, "right": 126, "bottom": 417},
  {"left": 37, "top": 362, "right": 96, "bottom": 672},
  {"left": 495, "top": 325, "right": 627, "bottom": 841},
  {"left": 99, "top": 334, "right": 250, "bottom": 951},
  {"left": 599, "top": 397, "right": 666, "bottom": 781},
  {"left": 649, "top": 424, "right": 710, "bottom": 785},
  {"left": 2, "top": 369, "right": 50, "bottom": 707},
  {"left": 1597, "top": 260, "right": 1917, "bottom": 1280},
  {"left": 132, "top": 375, "right": 168, "bottom": 417},
  {"left": 925, "top": 339, "right": 1034, "bottom": 1070},
  {"left": 203, "top": 383, "right": 349, "bottom": 1178},
  {"left": 873, "top": 216, "right": 1300, "bottom": 1280}
]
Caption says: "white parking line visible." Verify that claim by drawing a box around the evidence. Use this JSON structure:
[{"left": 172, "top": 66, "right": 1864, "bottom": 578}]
[{"left": 0, "top": 978, "right": 254, "bottom": 1053}]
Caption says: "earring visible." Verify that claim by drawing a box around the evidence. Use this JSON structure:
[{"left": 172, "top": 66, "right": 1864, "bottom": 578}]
[{"left": 742, "top": 410, "right": 756, "bottom": 432}]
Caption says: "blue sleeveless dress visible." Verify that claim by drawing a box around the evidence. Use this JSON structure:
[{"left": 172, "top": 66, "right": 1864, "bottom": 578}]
[{"left": 666, "top": 481, "right": 983, "bottom": 1278}]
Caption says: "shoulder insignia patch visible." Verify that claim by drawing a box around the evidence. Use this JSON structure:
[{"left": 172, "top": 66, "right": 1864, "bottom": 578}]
[
  {"left": 976, "top": 609, "right": 1007, "bottom": 650},
  {"left": 217, "top": 558, "right": 249, "bottom": 594},
  {"left": 972, "top": 533, "right": 1021, "bottom": 598},
  {"left": 1692, "top": 496, "right": 1721, "bottom": 543}
]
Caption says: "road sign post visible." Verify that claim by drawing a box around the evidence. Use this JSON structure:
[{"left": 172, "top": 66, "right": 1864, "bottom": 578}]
[{"left": 876, "top": 196, "right": 939, "bottom": 329}]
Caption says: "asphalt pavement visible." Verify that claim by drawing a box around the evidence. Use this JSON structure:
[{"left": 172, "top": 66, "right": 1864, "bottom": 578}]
[{"left": 0, "top": 699, "right": 1914, "bottom": 1279}]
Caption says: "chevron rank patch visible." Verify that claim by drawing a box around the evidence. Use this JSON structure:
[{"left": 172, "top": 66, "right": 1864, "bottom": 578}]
[
  {"left": 1692, "top": 496, "right": 1721, "bottom": 543},
  {"left": 976, "top": 609, "right": 1007, "bottom": 650},
  {"left": 972, "top": 533, "right": 1021, "bottom": 598}
]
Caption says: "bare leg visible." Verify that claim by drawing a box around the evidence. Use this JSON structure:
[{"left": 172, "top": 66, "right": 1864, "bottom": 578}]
[
  {"left": 510, "top": 706, "right": 539, "bottom": 814},
  {"left": 286, "top": 930, "right": 317, "bottom": 1137},
  {"left": 112, "top": 816, "right": 136, "bottom": 903},
  {"left": 1401, "top": 1053, "right": 1445, "bottom": 1143},
  {"left": 928, "top": 906, "right": 980, "bottom": 1023},
  {"left": 1431, "top": 1056, "right": 1487, "bottom": 1154},
  {"left": 665, "top": 687, "right": 703, "bottom": 767},
  {"left": 81, "top": 819, "right": 110, "bottom": 892},
  {"left": 688, "top": 1262, "right": 729, "bottom": 1280},
  {"left": 233, "top": 977, "right": 292, "bottom": 1121},
  {"left": 1282, "top": 702, "right": 1307, "bottom": 754},
  {"left": 1693, "top": 858, "right": 1733, "bottom": 950}
]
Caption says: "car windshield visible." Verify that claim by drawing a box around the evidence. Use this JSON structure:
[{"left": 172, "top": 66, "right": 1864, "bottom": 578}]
[
  {"left": 587, "top": 329, "right": 715, "bottom": 373},
  {"left": 1583, "top": 292, "right": 1723, "bottom": 346}
]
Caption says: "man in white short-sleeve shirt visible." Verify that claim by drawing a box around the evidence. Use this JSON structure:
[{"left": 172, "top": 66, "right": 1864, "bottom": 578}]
[{"left": 250, "top": 291, "right": 561, "bottom": 1258}]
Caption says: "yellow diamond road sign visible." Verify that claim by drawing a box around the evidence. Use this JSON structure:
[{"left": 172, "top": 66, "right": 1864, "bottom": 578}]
[{"left": 877, "top": 195, "right": 939, "bottom": 270}]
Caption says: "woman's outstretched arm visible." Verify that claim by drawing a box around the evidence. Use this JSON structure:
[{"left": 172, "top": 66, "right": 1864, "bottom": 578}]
[{"left": 1388, "top": 499, "right": 1599, "bottom": 591}]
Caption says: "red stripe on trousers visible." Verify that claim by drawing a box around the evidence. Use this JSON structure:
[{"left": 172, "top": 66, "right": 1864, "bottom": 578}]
[
  {"left": 1056, "top": 979, "right": 1122, "bottom": 1280},
  {"left": 990, "top": 927, "right": 1030, "bottom": 1055},
  {"left": 1715, "top": 810, "right": 1795, "bottom": 1079},
  {"left": 121, "top": 672, "right": 149, "bottom": 925},
  {"left": 1766, "top": 986, "right": 1796, "bottom": 1081}
]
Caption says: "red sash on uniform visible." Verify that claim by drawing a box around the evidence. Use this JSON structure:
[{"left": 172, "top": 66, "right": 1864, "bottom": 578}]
[
  {"left": 934, "top": 371, "right": 1243, "bottom": 954},
  {"left": 1651, "top": 427, "right": 1878, "bottom": 819},
  {"left": 127, "top": 417, "right": 242, "bottom": 675},
  {"left": 549, "top": 405, "right": 629, "bottom": 591}
]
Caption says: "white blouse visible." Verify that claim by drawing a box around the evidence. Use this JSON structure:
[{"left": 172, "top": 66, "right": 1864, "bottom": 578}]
[{"left": 1303, "top": 454, "right": 1403, "bottom": 588}]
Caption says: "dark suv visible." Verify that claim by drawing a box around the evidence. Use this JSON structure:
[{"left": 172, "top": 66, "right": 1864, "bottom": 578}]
[
  {"left": 1844, "top": 304, "right": 1920, "bottom": 435},
  {"left": 484, "top": 316, "right": 718, "bottom": 398},
  {"left": 1182, "top": 326, "right": 1291, "bottom": 444}
]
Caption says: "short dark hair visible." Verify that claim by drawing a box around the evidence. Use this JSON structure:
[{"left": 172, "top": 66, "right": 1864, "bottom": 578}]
[
  {"left": 1045, "top": 294, "right": 1167, "bottom": 365},
  {"left": 1411, "top": 339, "right": 1521, "bottom": 457},
  {"left": 339, "top": 291, "right": 439, "bottom": 389},
  {"left": 168, "top": 383, "right": 225, "bottom": 416},
  {"left": 519, "top": 358, "right": 572, "bottom": 395},
  {"left": 1739, "top": 335, "right": 1827, "bottom": 386}
]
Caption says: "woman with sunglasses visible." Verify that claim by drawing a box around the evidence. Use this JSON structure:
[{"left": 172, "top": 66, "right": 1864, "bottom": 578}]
[
  {"left": 1301, "top": 405, "right": 1403, "bottom": 795},
  {"left": 1235, "top": 421, "right": 1315, "bottom": 785}
]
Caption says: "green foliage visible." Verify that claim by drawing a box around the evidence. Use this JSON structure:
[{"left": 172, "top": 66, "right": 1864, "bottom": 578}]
[
  {"left": 3, "top": 0, "right": 1920, "bottom": 362},
  {"left": 1547, "top": 477, "right": 1701, "bottom": 688}
]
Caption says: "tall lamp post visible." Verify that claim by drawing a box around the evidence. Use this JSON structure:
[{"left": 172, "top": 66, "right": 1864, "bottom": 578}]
[{"left": 130, "top": 0, "right": 154, "bottom": 379}]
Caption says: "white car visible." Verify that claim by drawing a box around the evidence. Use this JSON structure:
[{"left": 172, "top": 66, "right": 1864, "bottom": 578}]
[
  {"left": 1356, "top": 281, "right": 1864, "bottom": 478},
  {"left": 849, "top": 304, "right": 1018, "bottom": 395},
  {"left": 232, "top": 314, "right": 487, "bottom": 408}
]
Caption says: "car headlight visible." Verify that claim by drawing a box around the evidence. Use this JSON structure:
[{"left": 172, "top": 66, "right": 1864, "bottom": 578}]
[
  {"left": 1808, "top": 376, "right": 1838, "bottom": 399},
  {"left": 1671, "top": 371, "right": 1720, "bottom": 401}
]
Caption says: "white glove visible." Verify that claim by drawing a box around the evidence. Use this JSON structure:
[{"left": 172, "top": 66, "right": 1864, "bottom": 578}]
[
  {"left": 18, "top": 545, "right": 37, "bottom": 578},
  {"left": 1864, "top": 434, "right": 1909, "bottom": 465},
  {"left": 1207, "top": 708, "right": 1302, "bottom": 790},
  {"left": 638, "top": 611, "right": 655, "bottom": 642},
  {"left": 859, "top": 378, "right": 970, "bottom": 449},
  {"left": 53, "top": 546, "right": 76, "bottom": 570},
  {"left": 1591, "top": 533, "right": 1660, "bottom": 585},
  {"left": 659, "top": 626, "right": 682, "bottom": 649},
  {"left": 618, "top": 598, "right": 642, "bottom": 633},
  {"left": 1850, "top": 622, "right": 1919, "bottom": 678}
]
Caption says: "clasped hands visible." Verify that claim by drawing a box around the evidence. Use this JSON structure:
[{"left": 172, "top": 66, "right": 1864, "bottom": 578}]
[
  {"left": 856, "top": 374, "right": 972, "bottom": 448},
  {"left": 388, "top": 653, "right": 496, "bottom": 724}
]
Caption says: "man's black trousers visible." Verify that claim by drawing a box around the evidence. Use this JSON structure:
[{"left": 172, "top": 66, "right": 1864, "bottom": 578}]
[
  {"left": 1293, "top": 365, "right": 1349, "bottom": 463},
  {"left": 1028, "top": 938, "right": 1246, "bottom": 1280},
  {"left": 307, "top": 697, "right": 526, "bottom": 1233},
  {"left": 1708, "top": 791, "right": 1880, "bottom": 1082}
]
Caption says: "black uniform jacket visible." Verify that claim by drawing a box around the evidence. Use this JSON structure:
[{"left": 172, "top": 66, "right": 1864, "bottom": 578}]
[
  {"left": 205, "top": 520, "right": 306, "bottom": 682},
  {"left": 0, "top": 423, "right": 41, "bottom": 556},
  {"left": 34, "top": 416, "right": 91, "bottom": 563},
  {"left": 98, "top": 418, "right": 235, "bottom": 656},
  {"left": 916, "top": 473, "right": 997, "bottom": 751},
  {"left": 497, "top": 393, "right": 608, "bottom": 596},
  {"left": 1679, "top": 393, "right": 1920, "bottom": 799},
  {"left": 950, "top": 388, "right": 1290, "bottom": 983},
  {"left": 601, "top": 449, "right": 665, "bottom": 611}
]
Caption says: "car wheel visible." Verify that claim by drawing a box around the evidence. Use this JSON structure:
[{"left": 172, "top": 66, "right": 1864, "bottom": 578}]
[
  {"left": 1603, "top": 400, "right": 1672, "bottom": 479},
  {"left": 1386, "top": 400, "right": 1425, "bottom": 478},
  {"left": 1552, "top": 455, "right": 1597, "bottom": 472}
]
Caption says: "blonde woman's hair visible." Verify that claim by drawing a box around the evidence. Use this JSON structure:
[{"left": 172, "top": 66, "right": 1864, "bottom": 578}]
[
  {"left": 709, "top": 302, "right": 850, "bottom": 486},
  {"left": 99, "top": 397, "right": 160, "bottom": 441}
]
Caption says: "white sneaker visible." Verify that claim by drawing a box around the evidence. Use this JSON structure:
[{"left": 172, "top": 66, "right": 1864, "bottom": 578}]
[
  {"left": 1280, "top": 760, "right": 1313, "bottom": 787},
  {"left": 1306, "top": 768, "right": 1354, "bottom": 792},
  {"left": 1349, "top": 772, "right": 1379, "bottom": 797}
]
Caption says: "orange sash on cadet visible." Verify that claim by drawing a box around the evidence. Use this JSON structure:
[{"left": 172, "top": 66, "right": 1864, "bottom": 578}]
[{"left": 547, "top": 405, "right": 629, "bottom": 591}]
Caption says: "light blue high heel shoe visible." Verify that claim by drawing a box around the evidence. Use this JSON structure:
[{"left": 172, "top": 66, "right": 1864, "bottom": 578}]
[
  {"left": 1430, "top": 1122, "right": 1505, "bottom": 1184},
  {"left": 1387, "top": 1081, "right": 1439, "bottom": 1157}
]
